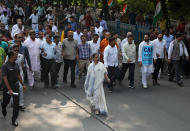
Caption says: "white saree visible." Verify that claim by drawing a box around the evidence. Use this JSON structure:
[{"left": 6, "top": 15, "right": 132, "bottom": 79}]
[{"left": 84, "top": 62, "right": 108, "bottom": 115}]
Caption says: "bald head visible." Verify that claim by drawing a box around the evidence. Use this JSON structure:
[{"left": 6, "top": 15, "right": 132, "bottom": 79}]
[
  {"left": 68, "top": 31, "right": 74, "bottom": 40},
  {"left": 127, "top": 32, "right": 133, "bottom": 37},
  {"left": 105, "top": 32, "right": 111, "bottom": 39}
]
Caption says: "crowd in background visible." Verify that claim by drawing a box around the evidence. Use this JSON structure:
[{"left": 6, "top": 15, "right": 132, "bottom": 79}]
[{"left": 0, "top": 0, "right": 190, "bottom": 126}]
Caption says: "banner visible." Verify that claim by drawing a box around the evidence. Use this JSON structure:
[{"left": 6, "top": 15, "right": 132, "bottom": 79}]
[{"left": 142, "top": 46, "right": 153, "bottom": 65}]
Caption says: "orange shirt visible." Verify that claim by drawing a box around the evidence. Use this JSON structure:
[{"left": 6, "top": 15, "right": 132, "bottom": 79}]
[{"left": 100, "top": 38, "right": 109, "bottom": 54}]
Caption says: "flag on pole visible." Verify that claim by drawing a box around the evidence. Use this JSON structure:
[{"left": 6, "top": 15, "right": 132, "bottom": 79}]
[
  {"left": 108, "top": 0, "right": 113, "bottom": 7},
  {"left": 122, "top": 3, "right": 127, "bottom": 13},
  {"left": 153, "top": 0, "right": 163, "bottom": 25}
]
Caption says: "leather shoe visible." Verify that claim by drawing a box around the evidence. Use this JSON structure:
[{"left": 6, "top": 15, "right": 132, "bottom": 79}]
[
  {"left": 12, "top": 120, "right": 18, "bottom": 127},
  {"left": 19, "top": 106, "right": 26, "bottom": 111},
  {"left": 71, "top": 84, "right": 76, "bottom": 88}
]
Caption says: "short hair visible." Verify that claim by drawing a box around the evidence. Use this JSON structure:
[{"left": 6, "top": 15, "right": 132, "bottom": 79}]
[
  {"left": 70, "top": 16, "right": 75, "bottom": 19},
  {"left": 112, "top": 32, "right": 117, "bottom": 36},
  {"left": 127, "top": 35, "right": 133, "bottom": 38},
  {"left": 12, "top": 44, "right": 19, "bottom": 49},
  {"left": 29, "top": 30, "right": 35, "bottom": 35},
  {"left": 95, "top": 21, "right": 100, "bottom": 24},
  {"left": 109, "top": 37, "right": 115, "bottom": 43},
  {"left": 175, "top": 32, "right": 183, "bottom": 38},
  {"left": 102, "top": 29, "right": 108, "bottom": 33},
  {"left": 144, "top": 33, "right": 150, "bottom": 37},
  {"left": 46, "top": 35, "right": 52, "bottom": 39},
  {"left": 92, "top": 53, "right": 99, "bottom": 58},
  {"left": 46, "top": 24, "right": 52, "bottom": 30},
  {"left": 80, "top": 35, "right": 86, "bottom": 38},
  {"left": 93, "top": 34, "right": 99, "bottom": 38},
  {"left": 54, "top": 35, "right": 59, "bottom": 39},
  {"left": 7, "top": 50, "right": 15, "bottom": 58}
]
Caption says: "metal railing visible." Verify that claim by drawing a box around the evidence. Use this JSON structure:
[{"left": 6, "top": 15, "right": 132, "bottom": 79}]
[{"left": 107, "top": 20, "right": 152, "bottom": 43}]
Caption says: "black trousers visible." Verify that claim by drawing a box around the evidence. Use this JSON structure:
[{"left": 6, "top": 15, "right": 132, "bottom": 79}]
[
  {"left": 120, "top": 63, "right": 135, "bottom": 86},
  {"left": 107, "top": 66, "right": 120, "bottom": 90},
  {"left": 42, "top": 58, "right": 55, "bottom": 86},
  {"left": 63, "top": 59, "right": 76, "bottom": 85},
  {"left": 153, "top": 58, "right": 163, "bottom": 80},
  {"left": 184, "top": 60, "right": 190, "bottom": 77},
  {"left": 1, "top": 84, "right": 19, "bottom": 122},
  {"left": 52, "top": 62, "right": 62, "bottom": 84}
]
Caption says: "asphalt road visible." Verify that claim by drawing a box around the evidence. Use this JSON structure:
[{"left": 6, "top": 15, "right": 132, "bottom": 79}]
[{"left": 0, "top": 65, "right": 190, "bottom": 131}]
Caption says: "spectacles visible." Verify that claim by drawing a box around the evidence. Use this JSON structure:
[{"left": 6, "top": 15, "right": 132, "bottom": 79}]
[
  {"left": 14, "top": 50, "right": 19, "bottom": 52},
  {"left": 17, "top": 37, "right": 23, "bottom": 39},
  {"left": 68, "top": 35, "right": 73, "bottom": 37}
]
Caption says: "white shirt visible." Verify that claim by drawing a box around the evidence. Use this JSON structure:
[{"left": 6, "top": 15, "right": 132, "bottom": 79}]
[
  {"left": 168, "top": 40, "right": 189, "bottom": 59},
  {"left": 29, "top": 14, "right": 39, "bottom": 24},
  {"left": 153, "top": 38, "right": 166, "bottom": 59},
  {"left": 52, "top": 25, "right": 58, "bottom": 33},
  {"left": 88, "top": 40, "right": 100, "bottom": 56},
  {"left": 46, "top": 14, "right": 54, "bottom": 22},
  {"left": 73, "top": 32, "right": 83, "bottom": 45},
  {"left": 18, "top": 7, "right": 25, "bottom": 16},
  {"left": 11, "top": 24, "right": 24, "bottom": 38},
  {"left": 0, "top": 14, "right": 8, "bottom": 24},
  {"left": 65, "top": 13, "right": 75, "bottom": 22},
  {"left": 120, "top": 38, "right": 128, "bottom": 50},
  {"left": 79, "top": 14, "right": 85, "bottom": 25},
  {"left": 104, "top": 45, "right": 118, "bottom": 67},
  {"left": 95, "top": 26, "right": 103, "bottom": 37}
]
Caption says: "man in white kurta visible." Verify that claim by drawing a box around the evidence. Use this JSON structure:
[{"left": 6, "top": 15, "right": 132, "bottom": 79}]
[
  {"left": 23, "top": 30, "right": 41, "bottom": 88},
  {"left": 138, "top": 34, "right": 157, "bottom": 89}
]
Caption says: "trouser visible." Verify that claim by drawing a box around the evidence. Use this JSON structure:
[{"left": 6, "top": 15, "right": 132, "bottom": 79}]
[
  {"left": 161, "top": 59, "right": 165, "bottom": 73},
  {"left": 5, "top": 24, "right": 8, "bottom": 30},
  {"left": 184, "top": 60, "right": 190, "bottom": 77},
  {"left": 0, "top": 69, "right": 2, "bottom": 89},
  {"left": 2, "top": 84, "right": 19, "bottom": 122},
  {"left": 63, "top": 59, "right": 76, "bottom": 85},
  {"left": 27, "top": 69, "right": 41, "bottom": 87},
  {"left": 78, "top": 59, "right": 90, "bottom": 78},
  {"left": 169, "top": 60, "right": 181, "bottom": 83},
  {"left": 42, "top": 58, "right": 55, "bottom": 86},
  {"left": 32, "top": 24, "right": 38, "bottom": 30},
  {"left": 142, "top": 72, "right": 151, "bottom": 87},
  {"left": 107, "top": 66, "right": 120, "bottom": 90},
  {"left": 120, "top": 63, "right": 135, "bottom": 86},
  {"left": 19, "top": 82, "right": 24, "bottom": 106},
  {"left": 23, "top": 67, "right": 28, "bottom": 82},
  {"left": 52, "top": 62, "right": 62, "bottom": 84},
  {"left": 180, "top": 56, "right": 186, "bottom": 76},
  {"left": 153, "top": 58, "right": 163, "bottom": 80},
  {"left": 40, "top": 55, "right": 44, "bottom": 81}
]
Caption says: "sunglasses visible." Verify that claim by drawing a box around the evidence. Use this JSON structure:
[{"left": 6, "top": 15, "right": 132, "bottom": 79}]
[
  {"left": 68, "top": 35, "right": 73, "bottom": 37},
  {"left": 16, "top": 37, "right": 23, "bottom": 39},
  {"left": 14, "top": 50, "right": 19, "bottom": 52}
]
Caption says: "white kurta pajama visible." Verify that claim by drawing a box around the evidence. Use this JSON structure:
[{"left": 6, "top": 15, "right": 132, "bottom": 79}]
[
  {"left": 23, "top": 38, "right": 41, "bottom": 87},
  {"left": 138, "top": 41, "right": 156, "bottom": 87},
  {"left": 84, "top": 62, "right": 108, "bottom": 115}
]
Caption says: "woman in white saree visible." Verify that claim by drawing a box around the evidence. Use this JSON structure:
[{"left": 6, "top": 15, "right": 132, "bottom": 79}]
[{"left": 84, "top": 53, "right": 110, "bottom": 115}]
